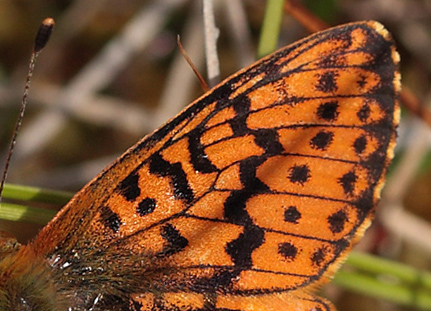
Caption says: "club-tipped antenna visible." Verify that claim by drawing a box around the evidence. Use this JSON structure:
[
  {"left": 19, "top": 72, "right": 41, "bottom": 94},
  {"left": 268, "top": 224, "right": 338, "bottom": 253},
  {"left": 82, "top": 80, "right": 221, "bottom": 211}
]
[{"left": 0, "top": 17, "right": 55, "bottom": 205}]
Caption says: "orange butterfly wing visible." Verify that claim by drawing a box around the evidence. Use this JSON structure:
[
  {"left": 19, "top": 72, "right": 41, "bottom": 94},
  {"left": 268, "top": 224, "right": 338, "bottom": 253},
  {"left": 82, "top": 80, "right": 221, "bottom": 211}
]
[{"left": 24, "top": 21, "right": 399, "bottom": 310}]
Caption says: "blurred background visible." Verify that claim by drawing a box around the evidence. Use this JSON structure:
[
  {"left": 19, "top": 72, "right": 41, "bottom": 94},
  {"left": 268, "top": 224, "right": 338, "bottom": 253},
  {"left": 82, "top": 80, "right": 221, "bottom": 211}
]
[{"left": 0, "top": 1, "right": 430, "bottom": 310}]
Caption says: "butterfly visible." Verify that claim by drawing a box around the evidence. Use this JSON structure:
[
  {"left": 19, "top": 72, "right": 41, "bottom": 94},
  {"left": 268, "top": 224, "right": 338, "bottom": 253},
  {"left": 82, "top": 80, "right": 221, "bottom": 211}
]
[{"left": 0, "top": 21, "right": 399, "bottom": 311}]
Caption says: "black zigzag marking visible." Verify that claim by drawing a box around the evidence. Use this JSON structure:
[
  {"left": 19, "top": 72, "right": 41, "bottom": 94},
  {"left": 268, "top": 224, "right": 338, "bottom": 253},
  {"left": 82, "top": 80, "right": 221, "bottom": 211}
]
[{"left": 149, "top": 153, "right": 194, "bottom": 204}]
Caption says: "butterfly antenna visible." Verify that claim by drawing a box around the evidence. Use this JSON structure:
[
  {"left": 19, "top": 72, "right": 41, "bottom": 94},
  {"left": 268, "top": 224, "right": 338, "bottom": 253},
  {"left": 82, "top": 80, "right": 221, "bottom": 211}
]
[{"left": 0, "top": 18, "right": 55, "bottom": 205}]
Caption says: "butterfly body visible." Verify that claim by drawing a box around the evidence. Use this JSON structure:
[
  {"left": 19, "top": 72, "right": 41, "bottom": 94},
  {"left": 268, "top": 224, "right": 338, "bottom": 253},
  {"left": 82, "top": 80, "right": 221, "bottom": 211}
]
[{"left": 0, "top": 21, "right": 399, "bottom": 311}]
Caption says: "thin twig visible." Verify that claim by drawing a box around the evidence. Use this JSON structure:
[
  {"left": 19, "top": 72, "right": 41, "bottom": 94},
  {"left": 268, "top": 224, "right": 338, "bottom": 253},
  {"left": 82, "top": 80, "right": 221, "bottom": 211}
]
[{"left": 154, "top": 1, "right": 206, "bottom": 129}]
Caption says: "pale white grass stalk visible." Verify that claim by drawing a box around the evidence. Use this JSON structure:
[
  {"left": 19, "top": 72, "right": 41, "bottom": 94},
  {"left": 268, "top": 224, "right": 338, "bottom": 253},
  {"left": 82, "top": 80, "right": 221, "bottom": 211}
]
[{"left": 202, "top": 0, "right": 220, "bottom": 87}]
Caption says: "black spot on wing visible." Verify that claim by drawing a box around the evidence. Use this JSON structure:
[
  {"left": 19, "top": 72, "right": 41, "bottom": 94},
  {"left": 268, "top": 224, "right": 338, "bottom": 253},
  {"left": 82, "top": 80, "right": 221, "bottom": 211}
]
[
  {"left": 288, "top": 164, "right": 311, "bottom": 185},
  {"left": 310, "top": 131, "right": 334, "bottom": 151},
  {"left": 357, "top": 104, "right": 371, "bottom": 122},
  {"left": 158, "top": 223, "right": 189, "bottom": 257},
  {"left": 311, "top": 246, "right": 329, "bottom": 267},
  {"left": 278, "top": 242, "right": 298, "bottom": 261},
  {"left": 149, "top": 153, "right": 194, "bottom": 205},
  {"left": 117, "top": 171, "right": 140, "bottom": 202},
  {"left": 284, "top": 206, "right": 301, "bottom": 224},
  {"left": 316, "top": 101, "right": 339, "bottom": 122},
  {"left": 100, "top": 206, "right": 122, "bottom": 233},
  {"left": 137, "top": 197, "right": 156, "bottom": 216},
  {"left": 353, "top": 135, "right": 367, "bottom": 155},
  {"left": 328, "top": 210, "right": 349, "bottom": 234},
  {"left": 315, "top": 71, "right": 338, "bottom": 93},
  {"left": 338, "top": 171, "right": 357, "bottom": 195}
]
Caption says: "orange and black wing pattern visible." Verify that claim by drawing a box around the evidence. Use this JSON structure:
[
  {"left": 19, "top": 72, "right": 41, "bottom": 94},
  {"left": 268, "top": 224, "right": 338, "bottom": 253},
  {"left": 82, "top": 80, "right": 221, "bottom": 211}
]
[{"left": 31, "top": 21, "right": 400, "bottom": 311}]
